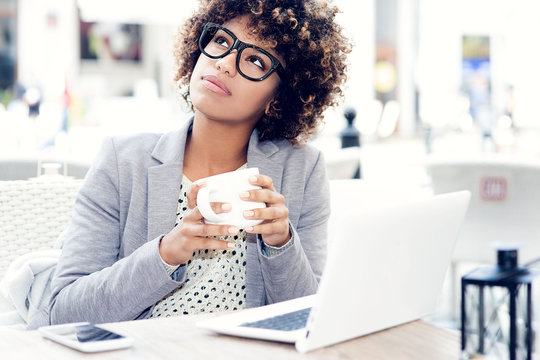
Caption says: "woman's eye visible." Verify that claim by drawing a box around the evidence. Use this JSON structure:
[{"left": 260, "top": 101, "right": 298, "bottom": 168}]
[
  {"left": 214, "top": 36, "right": 229, "bottom": 48},
  {"left": 248, "top": 56, "right": 265, "bottom": 70}
]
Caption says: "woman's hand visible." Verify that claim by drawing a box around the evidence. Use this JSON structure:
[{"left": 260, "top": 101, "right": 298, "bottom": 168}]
[
  {"left": 241, "top": 174, "right": 291, "bottom": 247},
  {"left": 159, "top": 181, "right": 238, "bottom": 266}
]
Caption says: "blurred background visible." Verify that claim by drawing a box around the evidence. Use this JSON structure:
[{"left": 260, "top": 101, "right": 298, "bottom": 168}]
[{"left": 1, "top": 0, "right": 539, "bottom": 177}]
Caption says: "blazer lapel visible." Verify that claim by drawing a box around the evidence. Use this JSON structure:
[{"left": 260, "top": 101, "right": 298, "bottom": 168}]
[
  {"left": 147, "top": 163, "right": 183, "bottom": 241},
  {"left": 147, "top": 119, "right": 192, "bottom": 241},
  {"left": 247, "top": 130, "right": 284, "bottom": 194}
]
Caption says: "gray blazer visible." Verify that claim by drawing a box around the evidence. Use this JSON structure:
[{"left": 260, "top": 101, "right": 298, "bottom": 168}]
[{"left": 29, "top": 118, "right": 329, "bottom": 328}]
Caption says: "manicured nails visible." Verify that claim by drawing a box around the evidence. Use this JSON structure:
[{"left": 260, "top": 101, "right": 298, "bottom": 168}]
[
  {"left": 243, "top": 210, "right": 254, "bottom": 218},
  {"left": 228, "top": 226, "right": 239, "bottom": 234},
  {"left": 245, "top": 226, "right": 254, "bottom": 232},
  {"left": 227, "top": 242, "right": 235, "bottom": 248},
  {"left": 239, "top": 192, "right": 250, "bottom": 199},
  {"left": 221, "top": 203, "right": 232, "bottom": 211},
  {"left": 249, "top": 176, "right": 258, "bottom": 184}
]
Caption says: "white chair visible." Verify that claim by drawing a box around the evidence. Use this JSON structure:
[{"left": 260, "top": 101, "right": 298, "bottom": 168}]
[
  {"left": 0, "top": 176, "right": 83, "bottom": 327},
  {"left": 324, "top": 147, "right": 362, "bottom": 180},
  {"left": 0, "top": 176, "right": 83, "bottom": 278},
  {"left": 310, "top": 136, "right": 361, "bottom": 180},
  {"left": 0, "top": 157, "right": 90, "bottom": 181},
  {"left": 427, "top": 155, "right": 540, "bottom": 264}
]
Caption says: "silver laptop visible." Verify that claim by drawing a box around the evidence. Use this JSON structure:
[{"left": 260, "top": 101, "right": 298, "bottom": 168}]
[{"left": 197, "top": 191, "right": 470, "bottom": 353}]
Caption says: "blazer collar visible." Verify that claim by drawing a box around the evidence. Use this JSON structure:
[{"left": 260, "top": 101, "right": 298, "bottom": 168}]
[{"left": 150, "top": 117, "right": 192, "bottom": 164}]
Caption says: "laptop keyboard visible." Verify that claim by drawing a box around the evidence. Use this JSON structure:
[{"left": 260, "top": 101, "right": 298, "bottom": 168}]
[{"left": 240, "top": 307, "right": 312, "bottom": 331}]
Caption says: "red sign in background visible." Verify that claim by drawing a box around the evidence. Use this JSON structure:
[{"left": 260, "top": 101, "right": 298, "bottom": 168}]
[{"left": 480, "top": 177, "right": 507, "bottom": 201}]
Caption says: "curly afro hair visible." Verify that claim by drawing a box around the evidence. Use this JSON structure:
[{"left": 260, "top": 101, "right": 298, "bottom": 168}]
[{"left": 173, "top": 0, "right": 351, "bottom": 144}]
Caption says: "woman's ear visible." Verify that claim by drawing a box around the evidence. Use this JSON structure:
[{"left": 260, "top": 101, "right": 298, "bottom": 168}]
[
  {"left": 264, "top": 101, "right": 272, "bottom": 116},
  {"left": 265, "top": 98, "right": 277, "bottom": 116}
]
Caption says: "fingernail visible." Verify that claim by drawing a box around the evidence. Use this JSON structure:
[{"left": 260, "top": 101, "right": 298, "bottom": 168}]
[
  {"left": 245, "top": 226, "right": 254, "bottom": 232},
  {"left": 249, "top": 176, "right": 257, "bottom": 183},
  {"left": 228, "top": 226, "right": 239, "bottom": 234},
  {"left": 221, "top": 203, "right": 232, "bottom": 211},
  {"left": 239, "top": 192, "right": 250, "bottom": 199},
  {"left": 195, "top": 180, "right": 206, "bottom": 187},
  {"left": 227, "top": 242, "right": 235, "bottom": 248},
  {"left": 244, "top": 210, "right": 254, "bottom": 217}
]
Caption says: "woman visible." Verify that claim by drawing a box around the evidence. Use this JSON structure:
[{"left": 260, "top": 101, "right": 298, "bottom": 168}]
[{"left": 29, "top": 0, "right": 350, "bottom": 327}]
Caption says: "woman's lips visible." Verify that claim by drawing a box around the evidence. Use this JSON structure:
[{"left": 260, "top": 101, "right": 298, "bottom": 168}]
[{"left": 201, "top": 75, "right": 232, "bottom": 96}]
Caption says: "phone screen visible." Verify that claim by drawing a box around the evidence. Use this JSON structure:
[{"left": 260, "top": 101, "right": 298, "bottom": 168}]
[
  {"left": 40, "top": 322, "right": 133, "bottom": 352},
  {"left": 73, "top": 324, "right": 125, "bottom": 343},
  {"left": 47, "top": 324, "right": 125, "bottom": 343}
]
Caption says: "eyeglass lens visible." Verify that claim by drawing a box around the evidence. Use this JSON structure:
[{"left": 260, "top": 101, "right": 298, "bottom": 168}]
[{"left": 201, "top": 24, "right": 274, "bottom": 80}]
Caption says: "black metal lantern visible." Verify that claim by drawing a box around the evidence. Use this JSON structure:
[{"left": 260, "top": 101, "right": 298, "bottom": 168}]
[{"left": 461, "top": 248, "right": 540, "bottom": 360}]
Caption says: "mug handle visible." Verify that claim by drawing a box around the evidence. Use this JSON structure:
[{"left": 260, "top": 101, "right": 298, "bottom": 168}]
[{"left": 196, "top": 186, "right": 223, "bottom": 223}]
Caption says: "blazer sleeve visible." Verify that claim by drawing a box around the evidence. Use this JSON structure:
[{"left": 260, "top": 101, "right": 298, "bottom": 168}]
[
  {"left": 258, "top": 150, "right": 330, "bottom": 304},
  {"left": 44, "top": 138, "right": 186, "bottom": 327}
]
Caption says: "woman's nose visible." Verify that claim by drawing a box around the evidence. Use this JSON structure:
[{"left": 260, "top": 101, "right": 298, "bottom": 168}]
[{"left": 215, "top": 51, "right": 238, "bottom": 77}]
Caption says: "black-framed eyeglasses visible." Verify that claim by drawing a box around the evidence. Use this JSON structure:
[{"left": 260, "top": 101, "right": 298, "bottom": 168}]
[{"left": 198, "top": 22, "right": 285, "bottom": 82}]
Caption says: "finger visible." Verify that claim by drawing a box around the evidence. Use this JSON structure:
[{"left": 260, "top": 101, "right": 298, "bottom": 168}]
[
  {"left": 182, "top": 206, "right": 204, "bottom": 223},
  {"left": 183, "top": 203, "right": 231, "bottom": 226},
  {"left": 249, "top": 174, "right": 275, "bottom": 191},
  {"left": 244, "top": 221, "right": 289, "bottom": 235},
  {"left": 197, "top": 237, "right": 236, "bottom": 250},
  {"left": 184, "top": 222, "right": 239, "bottom": 238},
  {"left": 211, "top": 202, "right": 232, "bottom": 214},
  {"left": 244, "top": 206, "right": 288, "bottom": 222},
  {"left": 241, "top": 188, "right": 284, "bottom": 205},
  {"left": 182, "top": 235, "right": 236, "bottom": 253},
  {"left": 186, "top": 180, "right": 206, "bottom": 209}
]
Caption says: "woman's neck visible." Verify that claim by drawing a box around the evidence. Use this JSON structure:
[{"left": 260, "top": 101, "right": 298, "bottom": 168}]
[{"left": 183, "top": 113, "right": 254, "bottom": 181}]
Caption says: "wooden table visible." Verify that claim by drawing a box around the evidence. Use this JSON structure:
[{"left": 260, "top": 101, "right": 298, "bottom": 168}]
[{"left": 0, "top": 317, "right": 460, "bottom": 359}]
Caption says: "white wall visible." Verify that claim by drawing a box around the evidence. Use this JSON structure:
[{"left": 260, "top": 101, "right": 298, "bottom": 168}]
[
  {"left": 505, "top": 1, "right": 540, "bottom": 127},
  {"left": 397, "top": 0, "right": 418, "bottom": 136},
  {"left": 417, "top": 0, "right": 540, "bottom": 129},
  {"left": 416, "top": 0, "right": 462, "bottom": 129},
  {"left": 76, "top": 0, "right": 197, "bottom": 99},
  {"left": 17, "top": 0, "right": 78, "bottom": 101},
  {"left": 324, "top": 0, "right": 375, "bottom": 136},
  {"left": 336, "top": 0, "right": 375, "bottom": 109},
  {"left": 77, "top": 0, "right": 197, "bottom": 25},
  {"left": 17, "top": 0, "right": 197, "bottom": 101}
]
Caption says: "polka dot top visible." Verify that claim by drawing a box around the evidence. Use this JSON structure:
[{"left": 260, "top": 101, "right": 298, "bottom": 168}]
[{"left": 149, "top": 167, "right": 248, "bottom": 318}]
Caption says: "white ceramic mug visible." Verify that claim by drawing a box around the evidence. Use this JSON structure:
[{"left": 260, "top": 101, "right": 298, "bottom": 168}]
[{"left": 196, "top": 167, "right": 266, "bottom": 229}]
